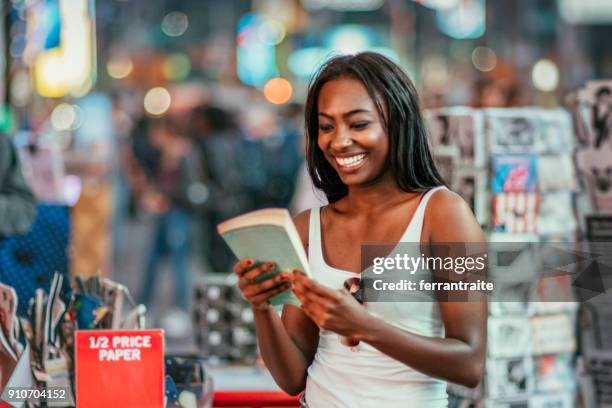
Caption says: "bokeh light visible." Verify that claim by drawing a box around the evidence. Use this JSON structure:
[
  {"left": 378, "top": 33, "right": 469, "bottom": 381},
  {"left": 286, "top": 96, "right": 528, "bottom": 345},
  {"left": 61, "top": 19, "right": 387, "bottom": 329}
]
[
  {"left": 10, "top": 70, "right": 31, "bottom": 107},
  {"left": 437, "top": 0, "right": 486, "bottom": 39},
  {"left": 472, "top": 46, "right": 497, "bottom": 72},
  {"left": 532, "top": 59, "right": 560, "bottom": 92},
  {"left": 263, "top": 78, "right": 292, "bottom": 105},
  {"left": 301, "top": 0, "right": 384, "bottom": 11},
  {"left": 257, "top": 19, "right": 286, "bottom": 45},
  {"left": 421, "top": 55, "right": 449, "bottom": 90},
  {"left": 163, "top": 53, "right": 191, "bottom": 81},
  {"left": 329, "top": 25, "right": 370, "bottom": 53},
  {"left": 161, "top": 11, "right": 189, "bottom": 37},
  {"left": 106, "top": 55, "right": 133, "bottom": 79},
  {"left": 419, "top": 0, "right": 461, "bottom": 9},
  {"left": 51, "top": 103, "right": 83, "bottom": 131},
  {"left": 144, "top": 87, "right": 172, "bottom": 115}
]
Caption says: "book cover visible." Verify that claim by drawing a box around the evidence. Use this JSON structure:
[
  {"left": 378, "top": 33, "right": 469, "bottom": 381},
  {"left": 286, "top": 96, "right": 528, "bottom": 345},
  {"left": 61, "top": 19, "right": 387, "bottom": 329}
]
[{"left": 217, "top": 208, "right": 310, "bottom": 306}]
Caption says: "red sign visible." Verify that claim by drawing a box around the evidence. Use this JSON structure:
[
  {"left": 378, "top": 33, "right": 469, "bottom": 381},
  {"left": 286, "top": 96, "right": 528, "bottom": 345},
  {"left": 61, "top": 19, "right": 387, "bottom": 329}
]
[{"left": 75, "top": 330, "right": 165, "bottom": 408}]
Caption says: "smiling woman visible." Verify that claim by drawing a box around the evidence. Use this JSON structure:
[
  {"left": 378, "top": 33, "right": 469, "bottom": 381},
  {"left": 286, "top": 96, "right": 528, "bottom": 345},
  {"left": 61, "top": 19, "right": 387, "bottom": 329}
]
[
  {"left": 304, "top": 52, "right": 446, "bottom": 203},
  {"left": 232, "top": 52, "right": 487, "bottom": 408}
]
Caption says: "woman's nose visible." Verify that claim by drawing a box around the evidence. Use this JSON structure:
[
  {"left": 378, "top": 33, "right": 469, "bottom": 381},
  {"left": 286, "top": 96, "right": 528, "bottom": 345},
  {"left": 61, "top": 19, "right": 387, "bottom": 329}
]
[{"left": 330, "top": 126, "right": 352, "bottom": 150}]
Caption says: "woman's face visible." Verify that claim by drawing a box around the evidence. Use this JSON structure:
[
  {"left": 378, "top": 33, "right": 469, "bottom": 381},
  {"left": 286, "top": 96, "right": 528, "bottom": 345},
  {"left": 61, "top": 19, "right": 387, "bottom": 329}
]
[{"left": 317, "top": 77, "right": 390, "bottom": 187}]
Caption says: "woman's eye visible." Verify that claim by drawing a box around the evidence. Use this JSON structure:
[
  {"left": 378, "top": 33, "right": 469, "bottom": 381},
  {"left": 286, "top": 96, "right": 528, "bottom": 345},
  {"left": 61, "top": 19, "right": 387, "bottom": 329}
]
[
  {"left": 352, "top": 121, "right": 370, "bottom": 130},
  {"left": 319, "top": 124, "right": 333, "bottom": 132}
]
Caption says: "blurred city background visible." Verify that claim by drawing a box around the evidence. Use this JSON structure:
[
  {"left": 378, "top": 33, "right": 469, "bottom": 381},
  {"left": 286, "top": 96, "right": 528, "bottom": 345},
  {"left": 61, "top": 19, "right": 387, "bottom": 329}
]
[{"left": 1, "top": 0, "right": 612, "bottom": 406}]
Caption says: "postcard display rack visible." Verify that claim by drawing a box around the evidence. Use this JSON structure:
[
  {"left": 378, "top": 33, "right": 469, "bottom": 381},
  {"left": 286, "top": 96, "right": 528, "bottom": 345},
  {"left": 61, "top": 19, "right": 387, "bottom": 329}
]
[
  {"left": 192, "top": 275, "right": 258, "bottom": 365},
  {"left": 426, "top": 107, "right": 579, "bottom": 408},
  {"left": 573, "top": 80, "right": 612, "bottom": 408}
]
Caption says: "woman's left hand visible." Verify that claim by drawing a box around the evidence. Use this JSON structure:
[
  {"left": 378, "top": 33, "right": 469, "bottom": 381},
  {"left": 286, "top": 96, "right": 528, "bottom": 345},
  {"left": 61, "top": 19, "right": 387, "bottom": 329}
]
[{"left": 291, "top": 270, "right": 371, "bottom": 339}]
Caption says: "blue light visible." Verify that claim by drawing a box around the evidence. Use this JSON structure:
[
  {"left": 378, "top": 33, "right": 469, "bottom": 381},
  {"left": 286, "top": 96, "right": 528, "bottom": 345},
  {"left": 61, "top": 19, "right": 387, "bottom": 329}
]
[
  {"left": 436, "top": 0, "right": 486, "bottom": 40},
  {"left": 236, "top": 13, "right": 278, "bottom": 87}
]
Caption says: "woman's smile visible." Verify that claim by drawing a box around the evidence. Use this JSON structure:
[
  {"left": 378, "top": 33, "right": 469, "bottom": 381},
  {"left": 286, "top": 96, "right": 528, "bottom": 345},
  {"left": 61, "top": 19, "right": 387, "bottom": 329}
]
[{"left": 334, "top": 153, "right": 367, "bottom": 171}]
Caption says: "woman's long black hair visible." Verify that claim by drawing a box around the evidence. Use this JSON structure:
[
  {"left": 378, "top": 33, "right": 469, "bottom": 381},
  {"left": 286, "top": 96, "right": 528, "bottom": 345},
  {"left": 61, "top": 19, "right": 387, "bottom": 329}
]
[{"left": 304, "top": 52, "right": 446, "bottom": 203}]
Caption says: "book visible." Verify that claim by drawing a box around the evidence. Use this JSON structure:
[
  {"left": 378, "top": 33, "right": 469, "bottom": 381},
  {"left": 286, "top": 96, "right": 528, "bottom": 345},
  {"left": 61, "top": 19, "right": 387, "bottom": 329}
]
[{"left": 217, "top": 208, "right": 310, "bottom": 306}]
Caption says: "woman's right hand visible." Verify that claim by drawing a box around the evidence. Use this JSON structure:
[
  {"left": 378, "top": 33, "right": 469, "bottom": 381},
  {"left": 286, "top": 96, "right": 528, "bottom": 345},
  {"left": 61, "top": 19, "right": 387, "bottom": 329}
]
[{"left": 234, "top": 258, "right": 292, "bottom": 311}]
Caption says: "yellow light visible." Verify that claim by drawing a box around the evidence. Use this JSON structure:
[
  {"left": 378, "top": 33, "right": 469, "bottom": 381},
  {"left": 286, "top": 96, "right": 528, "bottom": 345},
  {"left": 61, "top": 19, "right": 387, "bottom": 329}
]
[
  {"left": 33, "top": 0, "right": 94, "bottom": 98},
  {"left": 70, "top": 76, "right": 93, "bottom": 98},
  {"left": 144, "top": 87, "right": 172, "bottom": 116},
  {"left": 34, "top": 49, "right": 67, "bottom": 98},
  {"left": 532, "top": 59, "right": 559, "bottom": 92},
  {"left": 107, "top": 56, "right": 133, "bottom": 79},
  {"left": 263, "top": 78, "right": 292, "bottom": 105},
  {"left": 163, "top": 54, "right": 191, "bottom": 81}
]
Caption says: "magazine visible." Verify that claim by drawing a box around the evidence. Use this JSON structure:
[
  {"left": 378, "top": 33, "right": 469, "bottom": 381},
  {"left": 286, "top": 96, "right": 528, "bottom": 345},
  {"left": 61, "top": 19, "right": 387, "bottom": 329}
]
[
  {"left": 492, "top": 155, "right": 538, "bottom": 193},
  {"left": 492, "top": 193, "right": 539, "bottom": 233},
  {"left": 456, "top": 169, "right": 488, "bottom": 226},
  {"left": 538, "top": 192, "right": 577, "bottom": 235},
  {"left": 486, "top": 357, "right": 535, "bottom": 398},
  {"left": 534, "top": 354, "right": 575, "bottom": 392},
  {"left": 530, "top": 314, "right": 576, "bottom": 355},
  {"left": 576, "top": 148, "right": 612, "bottom": 213},
  {"left": 577, "top": 81, "right": 612, "bottom": 150},
  {"left": 426, "top": 107, "right": 486, "bottom": 167},
  {"left": 537, "top": 155, "right": 576, "bottom": 192},
  {"left": 485, "top": 109, "right": 540, "bottom": 154},
  {"left": 538, "top": 109, "right": 574, "bottom": 154},
  {"left": 488, "top": 316, "right": 531, "bottom": 358}
]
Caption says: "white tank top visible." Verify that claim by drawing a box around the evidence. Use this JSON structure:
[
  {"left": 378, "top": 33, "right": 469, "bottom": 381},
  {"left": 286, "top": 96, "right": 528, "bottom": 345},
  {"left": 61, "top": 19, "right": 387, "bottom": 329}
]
[{"left": 304, "top": 186, "right": 448, "bottom": 408}]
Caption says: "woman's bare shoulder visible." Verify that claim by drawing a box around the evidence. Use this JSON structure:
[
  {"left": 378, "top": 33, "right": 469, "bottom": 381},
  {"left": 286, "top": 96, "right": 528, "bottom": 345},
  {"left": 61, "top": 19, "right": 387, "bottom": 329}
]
[
  {"left": 425, "top": 188, "right": 483, "bottom": 242},
  {"left": 428, "top": 188, "right": 467, "bottom": 213}
]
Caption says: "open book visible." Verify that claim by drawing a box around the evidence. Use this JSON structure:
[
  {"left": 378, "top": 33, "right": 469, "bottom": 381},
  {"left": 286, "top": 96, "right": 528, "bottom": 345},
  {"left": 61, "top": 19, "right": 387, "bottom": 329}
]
[{"left": 217, "top": 208, "right": 310, "bottom": 306}]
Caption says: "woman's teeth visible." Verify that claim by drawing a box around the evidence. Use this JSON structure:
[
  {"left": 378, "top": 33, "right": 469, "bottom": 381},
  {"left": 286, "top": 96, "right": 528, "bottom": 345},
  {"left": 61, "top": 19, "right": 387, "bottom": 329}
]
[{"left": 335, "top": 153, "right": 366, "bottom": 168}]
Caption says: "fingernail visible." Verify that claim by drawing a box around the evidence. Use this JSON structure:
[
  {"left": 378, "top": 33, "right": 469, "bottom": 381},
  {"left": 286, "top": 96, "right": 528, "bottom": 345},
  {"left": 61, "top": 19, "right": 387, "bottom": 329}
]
[
  {"left": 246, "top": 259, "right": 253, "bottom": 266},
  {"left": 266, "top": 262, "right": 275, "bottom": 270}
]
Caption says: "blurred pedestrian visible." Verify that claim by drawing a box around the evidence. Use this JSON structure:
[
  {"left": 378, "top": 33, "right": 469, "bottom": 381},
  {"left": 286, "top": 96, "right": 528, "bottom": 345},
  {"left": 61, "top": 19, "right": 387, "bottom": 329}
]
[
  {"left": 0, "top": 132, "right": 36, "bottom": 238},
  {"left": 136, "top": 117, "right": 201, "bottom": 336},
  {"left": 190, "top": 105, "right": 250, "bottom": 272}
]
